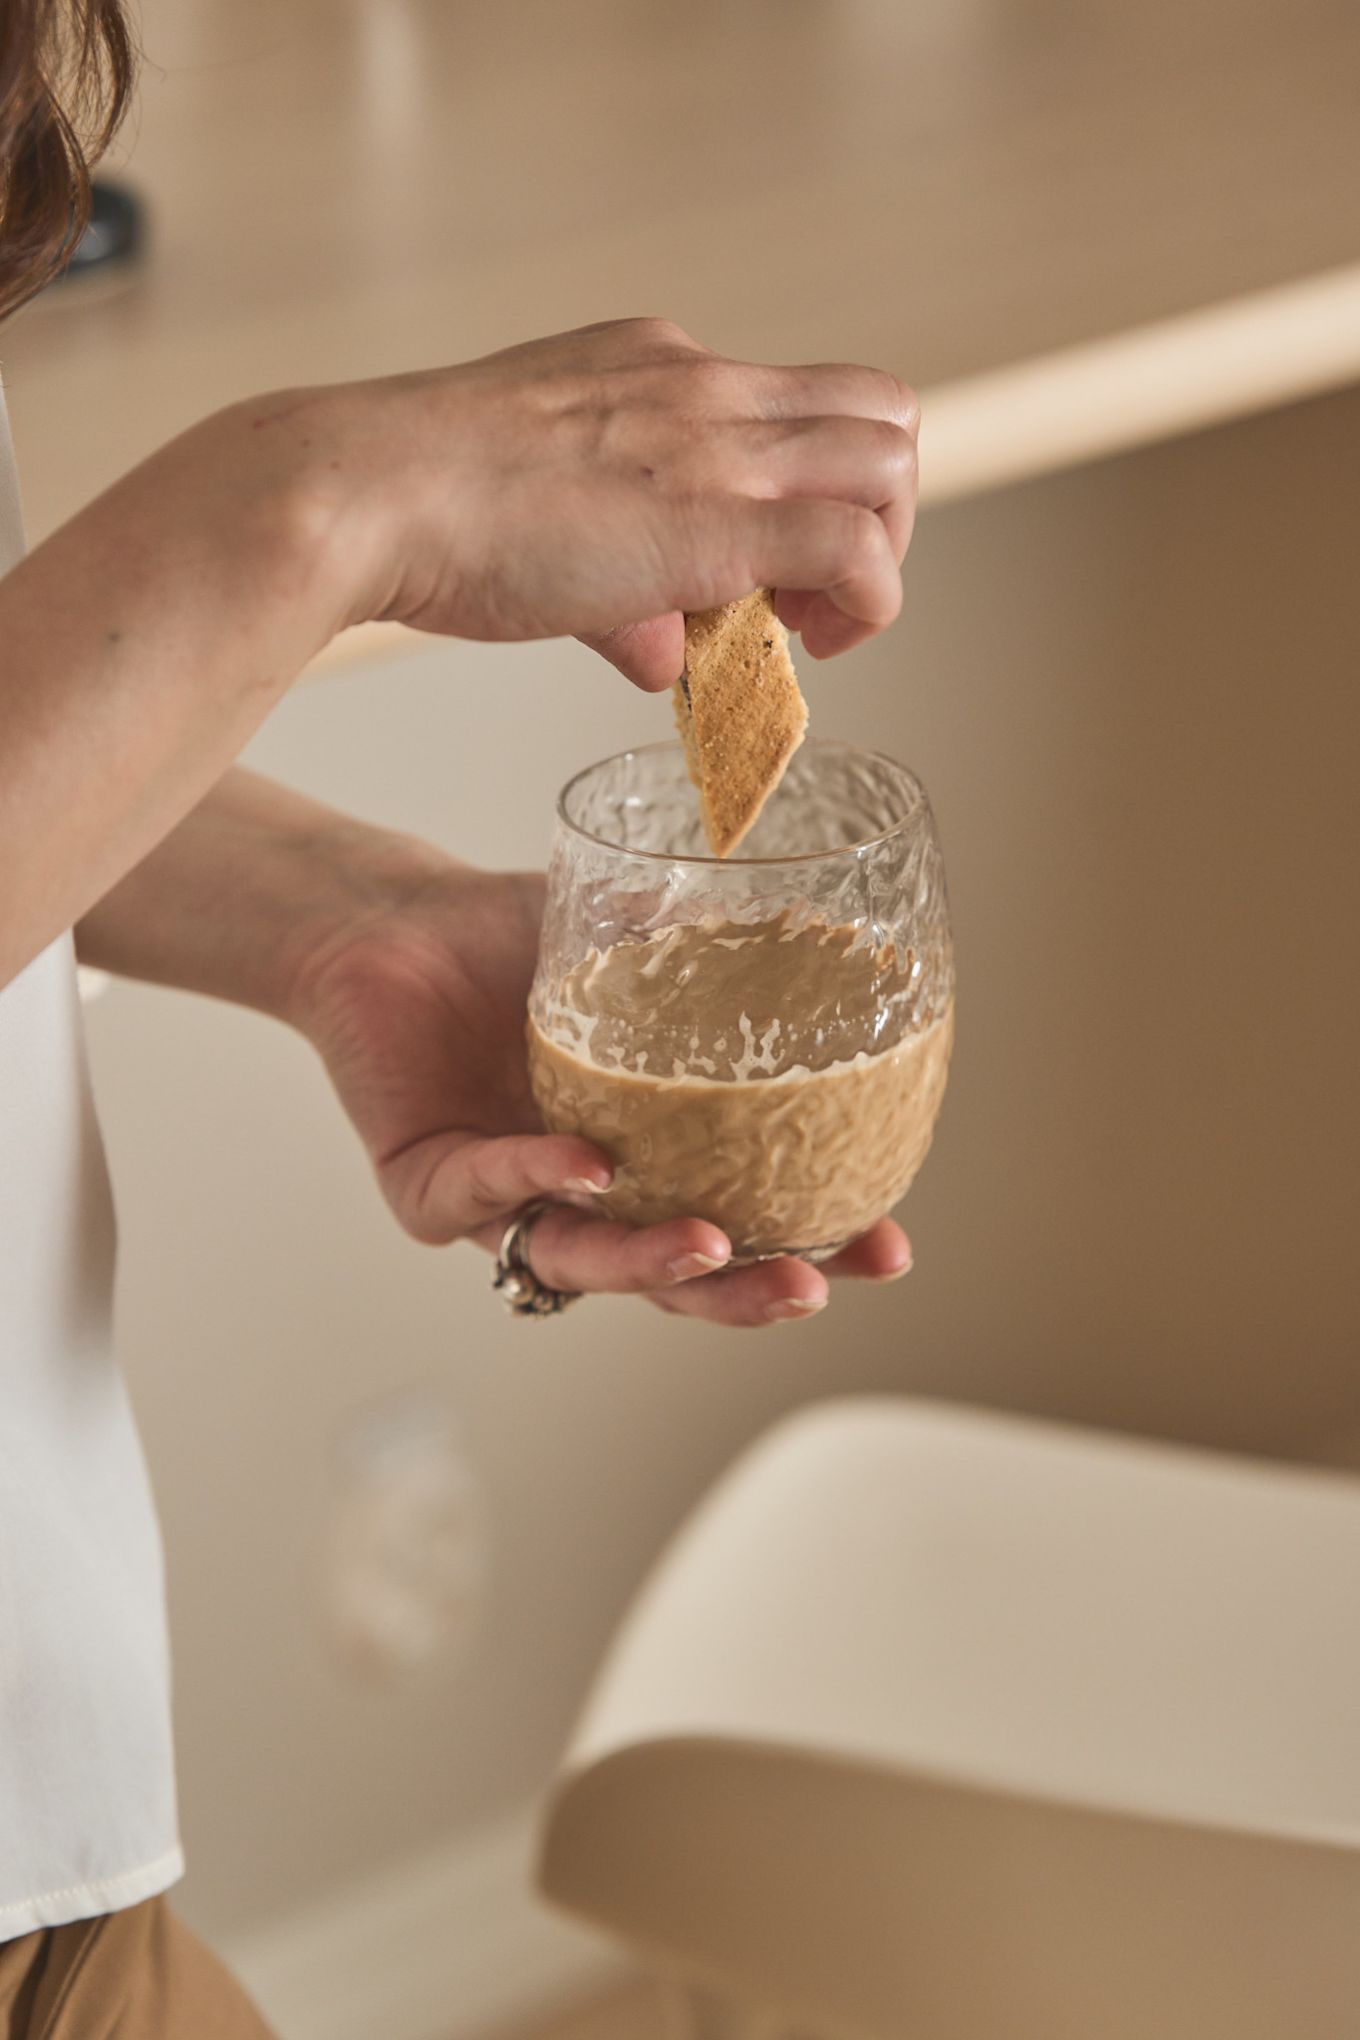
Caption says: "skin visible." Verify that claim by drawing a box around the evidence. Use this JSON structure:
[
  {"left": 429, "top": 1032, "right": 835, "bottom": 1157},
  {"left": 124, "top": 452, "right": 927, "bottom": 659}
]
[{"left": 5, "top": 319, "right": 920, "bottom": 1323}]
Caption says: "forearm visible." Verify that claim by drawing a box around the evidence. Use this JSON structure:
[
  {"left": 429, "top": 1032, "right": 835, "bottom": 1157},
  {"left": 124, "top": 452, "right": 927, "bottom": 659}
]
[
  {"left": 74, "top": 767, "right": 451, "bottom": 1023},
  {"left": 0, "top": 395, "right": 355, "bottom": 989},
  {"left": 4, "top": 319, "right": 917, "bottom": 993}
]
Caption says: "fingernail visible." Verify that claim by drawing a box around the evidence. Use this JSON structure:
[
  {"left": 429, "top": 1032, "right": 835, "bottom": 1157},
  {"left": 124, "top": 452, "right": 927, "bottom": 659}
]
[
  {"left": 666, "top": 1251, "right": 728, "bottom": 1283},
  {"left": 764, "top": 1296, "right": 827, "bottom": 1323},
  {"left": 563, "top": 1175, "right": 610, "bottom": 1195},
  {"left": 877, "top": 1247, "right": 914, "bottom": 1281}
]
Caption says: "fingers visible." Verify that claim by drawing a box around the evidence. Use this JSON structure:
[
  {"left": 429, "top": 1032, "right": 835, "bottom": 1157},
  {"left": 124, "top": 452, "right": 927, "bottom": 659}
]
[
  {"left": 742, "top": 496, "right": 904, "bottom": 653},
  {"left": 773, "top": 587, "right": 814, "bottom": 635},
  {"left": 559, "top": 326, "right": 918, "bottom": 665},
  {"left": 649, "top": 1253, "right": 831, "bottom": 1327},
  {"left": 394, "top": 1131, "right": 914, "bottom": 1284},
  {"left": 647, "top": 1218, "right": 914, "bottom": 1328},
  {"left": 736, "top": 415, "right": 917, "bottom": 559},
  {"left": 729, "top": 362, "right": 919, "bottom": 651},
  {"left": 759, "top": 361, "right": 920, "bottom": 438},
  {"left": 578, "top": 613, "right": 684, "bottom": 692},
  {"left": 819, "top": 1217, "right": 913, "bottom": 1280},
  {"left": 684, "top": 414, "right": 913, "bottom": 652},
  {"left": 563, "top": 323, "right": 918, "bottom": 437},
  {"left": 475, "top": 1205, "right": 735, "bottom": 1295},
  {"left": 591, "top": 497, "right": 899, "bottom": 663},
  {"left": 411, "top": 1130, "right": 917, "bottom": 1324},
  {"left": 749, "top": 412, "right": 917, "bottom": 657},
  {"left": 390, "top": 1131, "right": 615, "bottom": 1244},
  {"left": 494, "top": 1208, "right": 912, "bottom": 1319},
  {"left": 589, "top": 333, "right": 916, "bottom": 658}
]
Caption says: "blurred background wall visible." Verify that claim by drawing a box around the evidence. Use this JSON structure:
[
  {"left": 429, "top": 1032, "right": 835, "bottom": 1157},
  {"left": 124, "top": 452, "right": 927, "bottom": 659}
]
[{"left": 3, "top": 0, "right": 1358, "bottom": 2022}]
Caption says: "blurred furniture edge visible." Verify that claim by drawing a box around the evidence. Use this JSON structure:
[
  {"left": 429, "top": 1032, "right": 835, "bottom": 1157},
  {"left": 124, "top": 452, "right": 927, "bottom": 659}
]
[
  {"left": 312, "top": 260, "right": 1360, "bottom": 681},
  {"left": 538, "top": 1397, "right": 1360, "bottom": 2039},
  {"left": 224, "top": 1802, "right": 631, "bottom": 2040}
]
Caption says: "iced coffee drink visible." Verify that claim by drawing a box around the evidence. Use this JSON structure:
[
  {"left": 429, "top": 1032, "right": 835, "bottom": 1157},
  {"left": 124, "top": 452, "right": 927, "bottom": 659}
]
[{"left": 529, "top": 742, "right": 953, "bottom": 1262}]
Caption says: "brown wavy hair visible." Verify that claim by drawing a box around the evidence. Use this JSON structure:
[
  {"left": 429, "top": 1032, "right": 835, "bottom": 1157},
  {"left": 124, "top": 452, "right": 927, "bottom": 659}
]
[{"left": 0, "top": 0, "right": 134, "bottom": 317}]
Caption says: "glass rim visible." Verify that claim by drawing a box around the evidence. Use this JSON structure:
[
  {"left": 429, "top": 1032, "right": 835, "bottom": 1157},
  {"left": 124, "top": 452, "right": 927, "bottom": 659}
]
[{"left": 556, "top": 738, "right": 929, "bottom": 868}]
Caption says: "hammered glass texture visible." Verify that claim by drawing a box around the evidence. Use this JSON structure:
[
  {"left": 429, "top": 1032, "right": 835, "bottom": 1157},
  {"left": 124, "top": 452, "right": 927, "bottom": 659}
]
[
  {"left": 530, "top": 740, "right": 954, "bottom": 1063},
  {"left": 527, "top": 741, "right": 954, "bottom": 1259}
]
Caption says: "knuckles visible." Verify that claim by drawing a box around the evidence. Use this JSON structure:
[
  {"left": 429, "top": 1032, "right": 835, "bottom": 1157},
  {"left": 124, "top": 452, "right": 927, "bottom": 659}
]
[
  {"left": 892, "top": 378, "right": 922, "bottom": 438},
  {"left": 830, "top": 501, "right": 886, "bottom": 573},
  {"left": 822, "top": 504, "right": 903, "bottom": 623},
  {"left": 862, "top": 366, "right": 920, "bottom": 434},
  {"left": 870, "top": 417, "right": 919, "bottom": 480},
  {"left": 804, "top": 363, "right": 920, "bottom": 435},
  {"left": 607, "top": 314, "right": 701, "bottom": 356}
]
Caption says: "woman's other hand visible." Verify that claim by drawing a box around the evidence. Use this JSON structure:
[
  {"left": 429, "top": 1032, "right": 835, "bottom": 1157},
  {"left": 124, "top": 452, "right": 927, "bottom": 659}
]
[{"left": 287, "top": 853, "right": 913, "bottom": 1327}]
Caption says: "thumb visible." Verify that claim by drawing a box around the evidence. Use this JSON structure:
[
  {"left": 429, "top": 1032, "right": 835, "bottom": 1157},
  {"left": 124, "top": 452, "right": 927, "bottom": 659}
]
[
  {"left": 380, "top": 1130, "right": 613, "bottom": 1245},
  {"left": 577, "top": 613, "right": 684, "bottom": 692}
]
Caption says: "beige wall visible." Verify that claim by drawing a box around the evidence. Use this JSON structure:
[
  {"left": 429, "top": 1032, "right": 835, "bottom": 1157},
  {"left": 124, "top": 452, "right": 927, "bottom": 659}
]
[{"left": 86, "top": 385, "right": 1360, "bottom": 1940}]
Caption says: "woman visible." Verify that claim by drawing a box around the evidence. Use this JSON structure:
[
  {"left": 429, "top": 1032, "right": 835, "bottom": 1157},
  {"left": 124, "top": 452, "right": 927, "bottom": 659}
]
[{"left": 0, "top": 2, "right": 919, "bottom": 2028}]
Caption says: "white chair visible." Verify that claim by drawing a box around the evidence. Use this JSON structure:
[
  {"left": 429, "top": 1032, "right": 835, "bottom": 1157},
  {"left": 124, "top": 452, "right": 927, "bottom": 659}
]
[{"left": 538, "top": 1399, "right": 1360, "bottom": 2038}]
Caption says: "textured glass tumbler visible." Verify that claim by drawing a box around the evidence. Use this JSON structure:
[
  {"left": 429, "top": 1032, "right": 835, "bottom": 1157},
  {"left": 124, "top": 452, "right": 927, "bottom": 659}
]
[{"left": 527, "top": 740, "right": 954, "bottom": 1262}]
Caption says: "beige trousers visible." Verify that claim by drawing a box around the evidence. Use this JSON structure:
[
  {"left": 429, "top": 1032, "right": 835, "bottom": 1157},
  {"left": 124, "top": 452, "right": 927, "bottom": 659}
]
[{"left": 0, "top": 1897, "right": 276, "bottom": 2039}]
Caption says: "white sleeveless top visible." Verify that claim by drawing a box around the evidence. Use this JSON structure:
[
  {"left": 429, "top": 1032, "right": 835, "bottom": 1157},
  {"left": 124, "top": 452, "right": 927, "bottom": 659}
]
[{"left": 0, "top": 385, "right": 182, "bottom": 1937}]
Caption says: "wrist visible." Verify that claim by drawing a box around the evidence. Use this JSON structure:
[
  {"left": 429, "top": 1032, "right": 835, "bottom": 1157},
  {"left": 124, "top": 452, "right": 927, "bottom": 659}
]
[
  {"left": 75, "top": 768, "right": 458, "bottom": 1029},
  {"left": 208, "top": 387, "right": 385, "bottom": 644},
  {"left": 272, "top": 814, "right": 459, "bottom": 1035}
]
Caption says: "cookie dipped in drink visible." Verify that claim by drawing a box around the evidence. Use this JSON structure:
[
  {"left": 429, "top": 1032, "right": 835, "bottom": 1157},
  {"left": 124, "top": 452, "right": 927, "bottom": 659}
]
[{"left": 527, "top": 729, "right": 954, "bottom": 1264}]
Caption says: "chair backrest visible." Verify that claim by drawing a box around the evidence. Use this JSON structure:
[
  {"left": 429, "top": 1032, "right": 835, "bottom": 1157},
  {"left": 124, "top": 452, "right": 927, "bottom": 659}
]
[{"left": 540, "top": 1399, "right": 1360, "bottom": 2039}]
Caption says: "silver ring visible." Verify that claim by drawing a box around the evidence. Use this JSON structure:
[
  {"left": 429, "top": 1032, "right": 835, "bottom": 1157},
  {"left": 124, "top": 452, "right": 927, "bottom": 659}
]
[{"left": 492, "top": 1200, "right": 582, "bottom": 1318}]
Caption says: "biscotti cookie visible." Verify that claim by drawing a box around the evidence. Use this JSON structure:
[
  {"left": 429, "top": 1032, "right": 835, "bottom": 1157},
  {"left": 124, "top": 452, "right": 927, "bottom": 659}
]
[{"left": 674, "top": 589, "right": 808, "bottom": 856}]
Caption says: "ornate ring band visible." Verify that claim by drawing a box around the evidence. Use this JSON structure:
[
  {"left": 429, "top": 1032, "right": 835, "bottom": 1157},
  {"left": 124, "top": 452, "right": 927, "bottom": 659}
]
[{"left": 492, "top": 1200, "right": 583, "bottom": 1319}]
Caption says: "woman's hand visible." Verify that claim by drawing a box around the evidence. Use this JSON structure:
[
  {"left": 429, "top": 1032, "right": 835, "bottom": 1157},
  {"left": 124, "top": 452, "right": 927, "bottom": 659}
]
[
  {"left": 3, "top": 316, "right": 915, "bottom": 987},
  {"left": 287, "top": 852, "right": 913, "bottom": 1328},
  {"left": 267, "top": 317, "right": 919, "bottom": 683}
]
